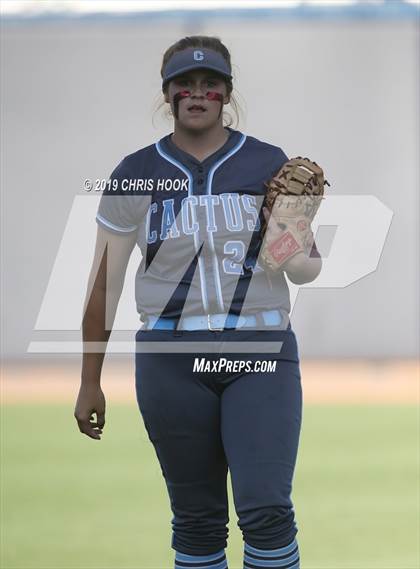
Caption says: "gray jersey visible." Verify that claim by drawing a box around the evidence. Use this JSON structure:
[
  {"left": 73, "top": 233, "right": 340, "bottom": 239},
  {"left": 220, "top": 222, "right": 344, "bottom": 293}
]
[{"left": 96, "top": 128, "right": 294, "bottom": 320}]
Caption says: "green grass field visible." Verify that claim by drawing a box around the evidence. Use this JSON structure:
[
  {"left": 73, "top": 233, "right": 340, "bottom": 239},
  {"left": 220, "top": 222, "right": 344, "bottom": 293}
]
[{"left": 1, "top": 404, "right": 418, "bottom": 569}]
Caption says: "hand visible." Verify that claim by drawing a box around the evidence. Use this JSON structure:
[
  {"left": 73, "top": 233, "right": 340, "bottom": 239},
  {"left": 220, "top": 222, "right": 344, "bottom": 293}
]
[{"left": 74, "top": 383, "right": 106, "bottom": 440}]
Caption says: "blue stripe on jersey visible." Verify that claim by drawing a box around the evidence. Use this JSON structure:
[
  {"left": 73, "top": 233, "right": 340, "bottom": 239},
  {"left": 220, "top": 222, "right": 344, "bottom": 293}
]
[
  {"left": 156, "top": 134, "right": 246, "bottom": 314},
  {"left": 205, "top": 133, "right": 247, "bottom": 310},
  {"left": 155, "top": 141, "right": 209, "bottom": 312}
]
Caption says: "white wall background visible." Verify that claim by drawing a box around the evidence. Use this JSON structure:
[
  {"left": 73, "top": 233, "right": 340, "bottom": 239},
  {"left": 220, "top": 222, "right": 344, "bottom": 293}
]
[{"left": 1, "top": 12, "right": 419, "bottom": 358}]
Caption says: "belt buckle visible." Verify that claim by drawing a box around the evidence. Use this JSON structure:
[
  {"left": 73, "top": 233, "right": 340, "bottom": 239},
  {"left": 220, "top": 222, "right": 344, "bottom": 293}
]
[{"left": 207, "top": 314, "right": 224, "bottom": 332}]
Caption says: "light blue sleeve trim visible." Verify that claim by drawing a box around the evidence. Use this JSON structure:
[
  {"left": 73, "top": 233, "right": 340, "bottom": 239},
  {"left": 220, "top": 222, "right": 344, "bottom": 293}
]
[{"left": 96, "top": 213, "right": 138, "bottom": 233}]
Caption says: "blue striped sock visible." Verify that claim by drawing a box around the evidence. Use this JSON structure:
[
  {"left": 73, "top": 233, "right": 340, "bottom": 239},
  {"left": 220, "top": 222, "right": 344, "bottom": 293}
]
[
  {"left": 243, "top": 538, "right": 300, "bottom": 569},
  {"left": 175, "top": 549, "right": 228, "bottom": 569}
]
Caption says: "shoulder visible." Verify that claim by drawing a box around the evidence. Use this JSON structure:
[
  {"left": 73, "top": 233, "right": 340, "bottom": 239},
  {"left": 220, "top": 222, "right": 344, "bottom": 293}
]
[
  {"left": 115, "top": 142, "right": 159, "bottom": 174},
  {"left": 243, "top": 133, "right": 288, "bottom": 160},
  {"left": 241, "top": 132, "right": 289, "bottom": 172}
]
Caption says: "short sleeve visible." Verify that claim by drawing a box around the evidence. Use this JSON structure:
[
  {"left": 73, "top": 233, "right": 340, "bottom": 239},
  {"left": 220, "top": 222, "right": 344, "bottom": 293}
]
[
  {"left": 269, "top": 148, "right": 289, "bottom": 177},
  {"left": 95, "top": 160, "right": 147, "bottom": 234}
]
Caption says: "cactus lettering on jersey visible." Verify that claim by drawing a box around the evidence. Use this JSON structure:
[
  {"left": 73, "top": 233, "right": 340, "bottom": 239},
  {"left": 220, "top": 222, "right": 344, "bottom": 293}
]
[{"left": 146, "top": 193, "right": 261, "bottom": 244}]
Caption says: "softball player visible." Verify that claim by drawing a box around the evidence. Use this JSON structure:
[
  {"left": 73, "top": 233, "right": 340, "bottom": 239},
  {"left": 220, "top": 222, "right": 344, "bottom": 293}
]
[{"left": 75, "top": 35, "right": 322, "bottom": 569}]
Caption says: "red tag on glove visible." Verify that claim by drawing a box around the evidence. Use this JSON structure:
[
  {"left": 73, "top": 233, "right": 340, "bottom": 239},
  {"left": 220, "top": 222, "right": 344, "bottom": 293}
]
[{"left": 268, "top": 232, "right": 301, "bottom": 265}]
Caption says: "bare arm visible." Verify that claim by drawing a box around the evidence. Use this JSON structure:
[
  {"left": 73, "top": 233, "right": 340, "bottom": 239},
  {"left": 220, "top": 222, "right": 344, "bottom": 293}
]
[{"left": 74, "top": 226, "right": 137, "bottom": 439}]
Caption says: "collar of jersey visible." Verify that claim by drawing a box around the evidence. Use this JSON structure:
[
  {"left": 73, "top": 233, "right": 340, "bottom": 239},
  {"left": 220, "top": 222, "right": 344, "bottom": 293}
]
[{"left": 158, "top": 127, "right": 243, "bottom": 168}]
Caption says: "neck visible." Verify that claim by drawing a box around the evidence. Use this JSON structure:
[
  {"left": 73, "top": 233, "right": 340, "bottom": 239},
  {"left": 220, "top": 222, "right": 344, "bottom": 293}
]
[{"left": 171, "top": 123, "right": 230, "bottom": 162}]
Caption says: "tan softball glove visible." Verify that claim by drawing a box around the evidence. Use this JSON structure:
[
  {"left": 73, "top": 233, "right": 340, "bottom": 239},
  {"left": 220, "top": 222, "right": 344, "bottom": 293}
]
[{"left": 260, "top": 157, "right": 330, "bottom": 272}]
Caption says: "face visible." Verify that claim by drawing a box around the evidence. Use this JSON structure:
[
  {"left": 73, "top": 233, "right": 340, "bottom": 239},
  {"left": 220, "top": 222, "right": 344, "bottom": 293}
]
[{"left": 164, "top": 70, "right": 230, "bottom": 130}]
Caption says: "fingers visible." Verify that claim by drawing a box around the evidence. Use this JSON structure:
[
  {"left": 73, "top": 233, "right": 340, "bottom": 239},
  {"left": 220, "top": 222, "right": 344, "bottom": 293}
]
[
  {"left": 74, "top": 411, "right": 105, "bottom": 440},
  {"left": 95, "top": 412, "right": 106, "bottom": 429},
  {"left": 74, "top": 385, "right": 106, "bottom": 440}
]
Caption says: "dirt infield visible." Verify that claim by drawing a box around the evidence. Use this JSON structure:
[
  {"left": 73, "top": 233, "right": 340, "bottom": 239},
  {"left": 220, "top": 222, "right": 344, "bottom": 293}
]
[{"left": 1, "top": 358, "right": 418, "bottom": 404}]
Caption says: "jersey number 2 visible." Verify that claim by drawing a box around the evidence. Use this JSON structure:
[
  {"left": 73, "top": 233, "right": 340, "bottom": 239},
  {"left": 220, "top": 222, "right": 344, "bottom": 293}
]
[{"left": 222, "top": 240, "right": 263, "bottom": 275}]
